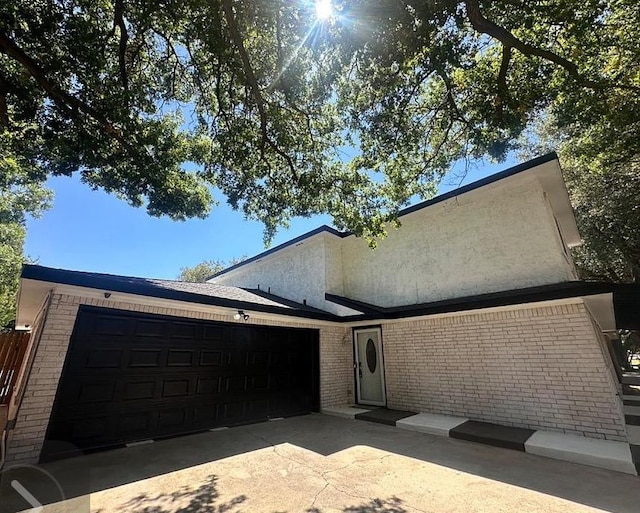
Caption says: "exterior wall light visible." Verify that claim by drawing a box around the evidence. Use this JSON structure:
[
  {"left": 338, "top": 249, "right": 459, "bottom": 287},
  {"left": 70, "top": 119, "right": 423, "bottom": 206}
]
[{"left": 234, "top": 310, "right": 249, "bottom": 321}]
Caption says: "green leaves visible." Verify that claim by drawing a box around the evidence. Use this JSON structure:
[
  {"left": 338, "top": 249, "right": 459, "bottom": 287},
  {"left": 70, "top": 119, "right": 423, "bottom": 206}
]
[
  {"left": 0, "top": 127, "right": 52, "bottom": 325},
  {"left": 0, "top": 0, "right": 638, "bottom": 248},
  {"left": 177, "top": 256, "right": 246, "bottom": 282}
]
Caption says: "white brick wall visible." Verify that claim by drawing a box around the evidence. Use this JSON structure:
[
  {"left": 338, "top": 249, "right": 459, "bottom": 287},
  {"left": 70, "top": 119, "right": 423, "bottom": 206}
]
[
  {"left": 6, "top": 293, "right": 351, "bottom": 464},
  {"left": 381, "top": 302, "right": 627, "bottom": 441},
  {"left": 7, "top": 292, "right": 625, "bottom": 465}
]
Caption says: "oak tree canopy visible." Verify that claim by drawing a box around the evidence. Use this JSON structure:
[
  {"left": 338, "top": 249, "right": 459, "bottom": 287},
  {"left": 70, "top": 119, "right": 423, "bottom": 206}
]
[{"left": 2, "top": 0, "right": 637, "bottom": 240}]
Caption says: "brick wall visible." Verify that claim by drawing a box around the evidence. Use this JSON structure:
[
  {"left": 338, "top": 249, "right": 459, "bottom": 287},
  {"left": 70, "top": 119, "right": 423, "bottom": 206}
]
[
  {"left": 6, "top": 293, "right": 351, "bottom": 465},
  {"left": 7, "top": 292, "right": 625, "bottom": 465},
  {"left": 382, "top": 302, "right": 627, "bottom": 441}
]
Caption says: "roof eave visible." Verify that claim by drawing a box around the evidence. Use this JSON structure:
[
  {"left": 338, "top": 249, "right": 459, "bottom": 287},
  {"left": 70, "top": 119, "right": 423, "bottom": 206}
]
[{"left": 19, "top": 265, "right": 340, "bottom": 323}]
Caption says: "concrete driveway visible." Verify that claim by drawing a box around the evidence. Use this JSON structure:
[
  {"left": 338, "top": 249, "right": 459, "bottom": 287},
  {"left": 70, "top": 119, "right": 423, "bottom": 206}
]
[{"left": 3, "top": 414, "right": 640, "bottom": 513}]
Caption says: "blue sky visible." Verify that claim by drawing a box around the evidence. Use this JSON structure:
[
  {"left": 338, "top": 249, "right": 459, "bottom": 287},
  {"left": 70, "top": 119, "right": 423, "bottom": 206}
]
[{"left": 24, "top": 156, "right": 518, "bottom": 280}]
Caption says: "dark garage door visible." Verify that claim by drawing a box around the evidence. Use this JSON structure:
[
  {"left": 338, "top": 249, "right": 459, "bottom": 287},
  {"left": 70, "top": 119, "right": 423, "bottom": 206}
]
[{"left": 43, "top": 306, "right": 319, "bottom": 460}]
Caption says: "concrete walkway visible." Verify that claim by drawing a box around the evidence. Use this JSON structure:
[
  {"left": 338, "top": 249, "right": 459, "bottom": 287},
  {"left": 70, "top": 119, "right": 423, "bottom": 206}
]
[
  {"left": 3, "top": 414, "right": 640, "bottom": 513},
  {"left": 325, "top": 406, "right": 637, "bottom": 474}
]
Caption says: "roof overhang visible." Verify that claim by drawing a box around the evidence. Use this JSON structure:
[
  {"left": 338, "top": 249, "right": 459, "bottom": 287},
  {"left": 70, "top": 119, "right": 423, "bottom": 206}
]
[
  {"left": 583, "top": 293, "right": 617, "bottom": 333},
  {"left": 19, "top": 268, "right": 638, "bottom": 331},
  {"left": 529, "top": 156, "right": 581, "bottom": 248},
  {"left": 15, "top": 278, "right": 54, "bottom": 329},
  {"left": 327, "top": 282, "right": 637, "bottom": 331},
  {"left": 16, "top": 265, "right": 341, "bottom": 329}
]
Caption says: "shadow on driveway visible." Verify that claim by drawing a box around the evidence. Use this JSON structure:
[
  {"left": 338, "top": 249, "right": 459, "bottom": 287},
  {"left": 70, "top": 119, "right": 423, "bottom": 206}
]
[{"left": 32, "top": 414, "right": 640, "bottom": 512}]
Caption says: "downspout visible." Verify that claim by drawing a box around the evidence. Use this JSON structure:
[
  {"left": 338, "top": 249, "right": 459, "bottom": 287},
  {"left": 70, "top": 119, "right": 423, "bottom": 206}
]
[{"left": 0, "top": 291, "right": 53, "bottom": 470}]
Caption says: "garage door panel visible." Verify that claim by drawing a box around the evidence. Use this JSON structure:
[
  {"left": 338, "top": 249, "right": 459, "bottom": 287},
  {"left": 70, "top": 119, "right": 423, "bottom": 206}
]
[
  {"left": 249, "top": 374, "right": 269, "bottom": 391},
  {"left": 248, "top": 398, "right": 270, "bottom": 418},
  {"left": 77, "top": 382, "right": 117, "bottom": 403},
  {"left": 70, "top": 416, "right": 111, "bottom": 441},
  {"left": 43, "top": 306, "right": 319, "bottom": 461},
  {"left": 203, "top": 325, "right": 224, "bottom": 340},
  {"left": 157, "top": 408, "right": 188, "bottom": 429},
  {"left": 134, "top": 319, "right": 167, "bottom": 337},
  {"left": 223, "top": 375, "right": 247, "bottom": 394},
  {"left": 171, "top": 322, "right": 200, "bottom": 339},
  {"left": 84, "top": 349, "right": 123, "bottom": 369},
  {"left": 119, "top": 411, "right": 155, "bottom": 436},
  {"left": 92, "top": 316, "right": 129, "bottom": 336},
  {"left": 221, "top": 401, "right": 246, "bottom": 421},
  {"left": 161, "top": 378, "right": 191, "bottom": 398},
  {"left": 123, "top": 380, "right": 157, "bottom": 401},
  {"left": 193, "top": 403, "right": 219, "bottom": 426},
  {"left": 200, "top": 350, "right": 228, "bottom": 366},
  {"left": 128, "top": 349, "right": 162, "bottom": 368},
  {"left": 167, "top": 349, "right": 195, "bottom": 366},
  {"left": 196, "top": 377, "right": 221, "bottom": 395},
  {"left": 246, "top": 350, "right": 270, "bottom": 366}
]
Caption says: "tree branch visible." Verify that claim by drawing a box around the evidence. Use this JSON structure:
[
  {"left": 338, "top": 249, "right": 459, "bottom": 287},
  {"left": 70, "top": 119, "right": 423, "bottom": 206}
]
[
  {"left": 0, "top": 72, "right": 9, "bottom": 127},
  {"left": 466, "top": 1, "right": 579, "bottom": 73},
  {"left": 496, "top": 44, "right": 511, "bottom": 119},
  {"left": 220, "top": 0, "right": 298, "bottom": 180},
  {"left": 0, "top": 29, "right": 125, "bottom": 142},
  {"left": 220, "top": 0, "right": 268, "bottom": 148},
  {"left": 464, "top": 0, "right": 639, "bottom": 92},
  {"left": 112, "top": 0, "right": 129, "bottom": 91}
]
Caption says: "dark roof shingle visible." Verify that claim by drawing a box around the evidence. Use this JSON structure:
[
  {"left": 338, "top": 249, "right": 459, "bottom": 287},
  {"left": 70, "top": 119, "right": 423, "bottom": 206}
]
[{"left": 21, "top": 265, "right": 337, "bottom": 321}]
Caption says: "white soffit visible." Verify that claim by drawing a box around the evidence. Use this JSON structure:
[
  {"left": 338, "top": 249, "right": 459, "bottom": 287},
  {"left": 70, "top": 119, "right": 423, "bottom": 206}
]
[
  {"left": 532, "top": 158, "right": 582, "bottom": 247},
  {"left": 15, "top": 278, "right": 53, "bottom": 329},
  {"left": 583, "top": 293, "right": 616, "bottom": 332}
]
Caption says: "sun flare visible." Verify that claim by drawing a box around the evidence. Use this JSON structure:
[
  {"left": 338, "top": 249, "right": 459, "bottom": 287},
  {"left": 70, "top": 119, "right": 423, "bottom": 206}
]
[{"left": 315, "top": 0, "right": 333, "bottom": 21}]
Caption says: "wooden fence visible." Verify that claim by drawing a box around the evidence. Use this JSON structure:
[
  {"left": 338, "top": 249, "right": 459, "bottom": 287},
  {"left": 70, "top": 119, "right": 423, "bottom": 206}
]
[{"left": 0, "top": 331, "right": 30, "bottom": 405}]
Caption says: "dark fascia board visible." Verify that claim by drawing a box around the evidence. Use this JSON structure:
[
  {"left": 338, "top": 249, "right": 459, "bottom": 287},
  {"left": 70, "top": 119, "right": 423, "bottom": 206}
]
[
  {"left": 210, "top": 225, "right": 346, "bottom": 279},
  {"left": 246, "top": 288, "right": 332, "bottom": 316},
  {"left": 394, "top": 152, "right": 558, "bottom": 218},
  {"left": 331, "top": 281, "right": 618, "bottom": 322},
  {"left": 212, "top": 153, "right": 558, "bottom": 279},
  {"left": 325, "top": 293, "right": 386, "bottom": 315},
  {"left": 21, "top": 264, "right": 340, "bottom": 322},
  {"left": 21, "top": 263, "right": 638, "bottom": 324}
]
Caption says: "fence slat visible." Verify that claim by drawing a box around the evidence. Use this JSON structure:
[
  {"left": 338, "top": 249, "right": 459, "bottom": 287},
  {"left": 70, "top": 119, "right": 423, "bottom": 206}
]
[{"left": 0, "top": 332, "right": 30, "bottom": 405}]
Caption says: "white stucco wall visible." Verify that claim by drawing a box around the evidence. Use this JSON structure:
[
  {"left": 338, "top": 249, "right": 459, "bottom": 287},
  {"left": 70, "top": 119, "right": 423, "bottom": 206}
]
[
  {"left": 340, "top": 177, "right": 576, "bottom": 307},
  {"left": 212, "top": 173, "right": 578, "bottom": 311},
  {"left": 211, "top": 233, "right": 357, "bottom": 315},
  {"left": 324, "top": 235, "right": 345, "bottom": 295},
  {"left": 212, "top": 235, "right": 326, "bottom": 306}
]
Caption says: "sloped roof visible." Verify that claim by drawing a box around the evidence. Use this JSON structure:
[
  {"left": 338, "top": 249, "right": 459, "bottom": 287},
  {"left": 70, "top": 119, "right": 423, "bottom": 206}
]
[
  {"left": 18, "top": 265, "right": 639, "bottom": 329},
  {"left": 19, "top": 264, "right": 337, "bottom": 321}
]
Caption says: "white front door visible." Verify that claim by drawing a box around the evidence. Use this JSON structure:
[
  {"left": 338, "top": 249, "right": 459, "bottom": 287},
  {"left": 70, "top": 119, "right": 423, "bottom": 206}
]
[{"left": 354, "top": 328, "right": 386, "bottom": 406}]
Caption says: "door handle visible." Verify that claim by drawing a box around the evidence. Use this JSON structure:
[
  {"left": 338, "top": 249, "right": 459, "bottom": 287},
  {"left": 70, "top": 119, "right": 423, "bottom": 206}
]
[{"left": 358, "top": 361, "right": 363, "bottom": 379}]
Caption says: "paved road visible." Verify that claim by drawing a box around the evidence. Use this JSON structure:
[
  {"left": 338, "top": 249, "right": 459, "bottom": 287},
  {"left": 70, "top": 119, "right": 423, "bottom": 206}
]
[{"left": 6, "top": 414, "right": 640, "bottom": 512}]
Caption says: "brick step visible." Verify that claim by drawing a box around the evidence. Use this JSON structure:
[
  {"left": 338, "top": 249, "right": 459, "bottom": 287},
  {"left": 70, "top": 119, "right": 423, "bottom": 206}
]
[
  {"left": 354, "top": 407, "right": 416, "bottom": 426},
  {"left": 449, "top": 420, "right": 535, "bottom": 451}
]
